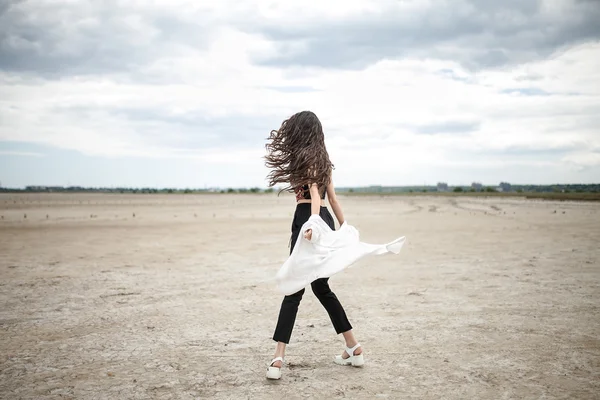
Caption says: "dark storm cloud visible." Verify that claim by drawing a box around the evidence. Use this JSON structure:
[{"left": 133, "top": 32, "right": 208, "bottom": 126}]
[
  {"left": 247, "top": 0, "right": 600, "bottom": 71},
  {"left": 0, "top": 0, "right": 213, "bottom": 77},
  {"left": 2, "top": 0, "right": 598, "bottom": 78}
]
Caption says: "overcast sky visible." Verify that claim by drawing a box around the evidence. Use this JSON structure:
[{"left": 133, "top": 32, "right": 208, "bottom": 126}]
[{"left": 1, "top": 0, "right": 599, "bottom": 188}]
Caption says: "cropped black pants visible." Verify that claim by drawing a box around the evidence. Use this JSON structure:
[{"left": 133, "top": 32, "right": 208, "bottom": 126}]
[{"left": 272, "top": 203, "right": 353, "bottom": 344}]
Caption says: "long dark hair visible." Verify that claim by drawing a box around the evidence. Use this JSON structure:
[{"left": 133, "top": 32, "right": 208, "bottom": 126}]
[{"left": 264, "top": 111, "right": 334, "bottom": 195}]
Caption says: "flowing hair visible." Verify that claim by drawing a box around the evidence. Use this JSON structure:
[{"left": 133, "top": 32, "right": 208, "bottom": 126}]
[{"left": 264, "top": 111, "right": 334, "bottom": 195}]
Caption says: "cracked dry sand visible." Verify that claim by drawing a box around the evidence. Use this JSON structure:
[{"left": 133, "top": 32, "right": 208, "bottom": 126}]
[{"left": 1, "top": 193, "right": 599, "bottom": 399}]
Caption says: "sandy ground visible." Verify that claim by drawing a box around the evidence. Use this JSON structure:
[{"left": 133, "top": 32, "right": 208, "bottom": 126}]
[{"left": 0, "top": 193, "right": 599, "bottom": 400}]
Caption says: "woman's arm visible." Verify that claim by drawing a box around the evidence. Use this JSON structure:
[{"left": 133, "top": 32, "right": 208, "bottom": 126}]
[
  {"left": 303, "top": 183, "right": 321, "bottom": 241},
  {"left": 309, "top": 183, "right": 321, "bottom": 216},
  {"left": 326, "top": 180, "right": 345, "bottom": 225}
]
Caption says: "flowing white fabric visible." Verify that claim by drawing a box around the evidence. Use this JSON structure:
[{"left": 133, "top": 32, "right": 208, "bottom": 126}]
[{"left": 275, "top": 214, "right": 406, "bottom": 295}]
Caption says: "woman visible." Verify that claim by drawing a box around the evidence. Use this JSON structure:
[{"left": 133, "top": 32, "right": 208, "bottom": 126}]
[{"left": 264, "top": 111, "right": 364, "bottom": 380}]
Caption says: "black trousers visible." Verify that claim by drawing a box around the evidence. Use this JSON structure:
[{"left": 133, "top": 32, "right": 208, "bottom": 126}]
[{"left": 272, "top": 204, "right": 353, "bottom": 344}]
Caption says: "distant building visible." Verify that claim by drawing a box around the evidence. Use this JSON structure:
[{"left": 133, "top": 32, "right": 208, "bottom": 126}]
[
  {"left": 437, "top": 182, "right": 449, "bottom": 192},
  {"left": 471, "top": 182, "right": 483, "bottom": 191},
  {"left": 499, "top": 182, "right": 512, "bottom": 192},
  {"left": 25, "top": 186, "right": 51, "bottom": 192}
]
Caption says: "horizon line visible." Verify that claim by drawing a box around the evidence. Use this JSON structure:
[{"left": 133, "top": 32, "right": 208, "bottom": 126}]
[{"left": 2, "top": 182, "right": 599, "bottom": 191}]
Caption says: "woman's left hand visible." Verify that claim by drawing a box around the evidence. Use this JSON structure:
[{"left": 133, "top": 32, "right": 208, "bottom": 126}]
[{"left": 304, "top": 229, "right": 312, "bottom": 240}]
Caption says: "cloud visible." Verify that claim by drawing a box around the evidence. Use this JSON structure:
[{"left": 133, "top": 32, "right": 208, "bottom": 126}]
[
  {"left": 500, "top": 88, "right": 551, "bottom": 96},
  {"left": 0, "top": 0, "right": 599, "bottom": 187},
  {"left": 5, "top": 0, "right": 598, "bottom": 78},
  {"left": 246, "top": 0, "right": 600, "bottom": 71},
  {"left": 561, "top": 150, "right": 600, "bottom": 170},
  {"left": 0, "top": 0, "right": 216, "bottom": 77},
  {"left": 264, "top": 85, "right": 320, "bottom": 93},
  {"left": 0, "top": 150, "right": 43, "bottom": 157},
  {"left": 413, "top": 120, "right": 481, "bottom": 135},
  {"left": 50, "top": 104, "right": 277, "bottom": 150}
]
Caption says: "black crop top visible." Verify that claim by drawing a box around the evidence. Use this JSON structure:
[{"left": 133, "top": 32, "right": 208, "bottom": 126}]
[{"left": 295, "top": 184, "right": 326, "bottom": 201}]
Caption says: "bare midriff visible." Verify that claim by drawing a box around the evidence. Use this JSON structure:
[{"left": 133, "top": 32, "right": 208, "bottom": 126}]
[{"left": 296, "top": 199, "right": 326, "bottom": 206}]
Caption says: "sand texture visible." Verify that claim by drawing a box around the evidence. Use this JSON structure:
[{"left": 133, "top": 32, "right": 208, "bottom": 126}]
[{"left": 1, "top": 193, "right": 599, "bottom": 399}]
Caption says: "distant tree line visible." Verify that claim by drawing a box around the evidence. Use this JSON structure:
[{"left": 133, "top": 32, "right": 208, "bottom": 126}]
[
  {"left": 0, "top": 185, "right": 276, "bottom": 194},
  {"left": 338, "top": 184, "right": 600, "bottom": 194},
  {"left": 447, "top": 184, "right": 600, "bottom": 194},
  {"left": 0, "top": 184, "right": 597, "bottom": 194}
]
